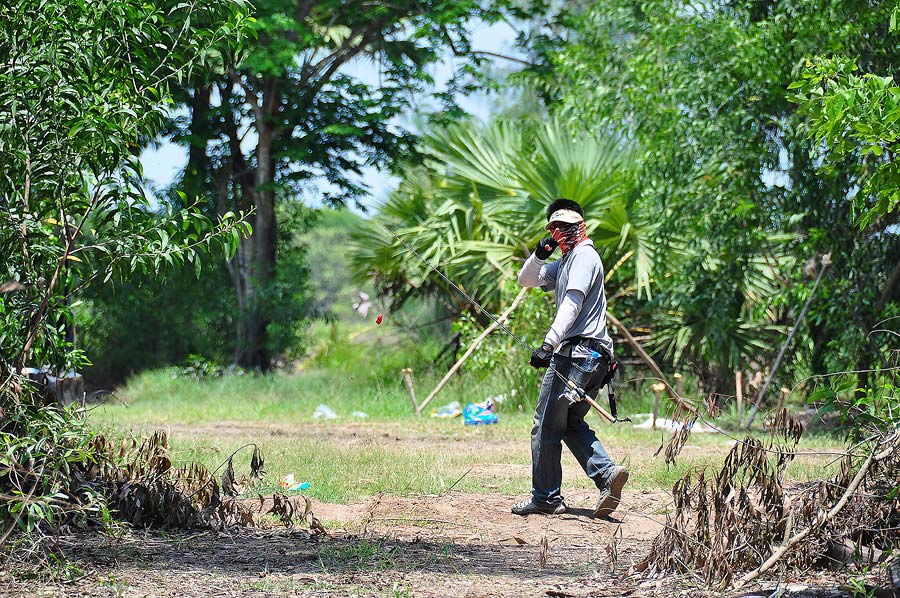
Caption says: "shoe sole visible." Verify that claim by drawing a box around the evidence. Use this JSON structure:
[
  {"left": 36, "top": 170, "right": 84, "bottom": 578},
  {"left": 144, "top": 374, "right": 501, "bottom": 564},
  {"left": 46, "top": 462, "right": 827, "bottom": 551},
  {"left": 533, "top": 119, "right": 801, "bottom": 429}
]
[{"left": 594, "top": 469, "right": 629, "bottom": 518}]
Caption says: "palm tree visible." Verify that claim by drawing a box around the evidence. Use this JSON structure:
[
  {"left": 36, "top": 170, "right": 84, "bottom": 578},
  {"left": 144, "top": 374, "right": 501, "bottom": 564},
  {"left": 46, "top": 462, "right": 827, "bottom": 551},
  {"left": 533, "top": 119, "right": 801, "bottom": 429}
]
[
  {"left": 647, "top": 235, "right": 794, "bottom": 393},
  {"left": 349, "top": 118, "right": 657, "bottom": 317}
]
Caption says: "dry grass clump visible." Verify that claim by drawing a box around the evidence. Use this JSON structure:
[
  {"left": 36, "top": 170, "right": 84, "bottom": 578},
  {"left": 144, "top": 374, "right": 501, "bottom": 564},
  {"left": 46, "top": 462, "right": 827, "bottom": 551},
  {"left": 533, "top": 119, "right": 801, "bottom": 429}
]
[
  {"left": 84, "top": 430, "right": 262, "bottom": 529},
  {"left": 644, "top": 408, "right": 900, "bottom": 588}
]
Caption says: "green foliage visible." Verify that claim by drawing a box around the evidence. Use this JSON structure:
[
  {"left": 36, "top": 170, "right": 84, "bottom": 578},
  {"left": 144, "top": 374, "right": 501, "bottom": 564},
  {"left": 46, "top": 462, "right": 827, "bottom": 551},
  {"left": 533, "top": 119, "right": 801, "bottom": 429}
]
[
  {"left": 647, "top": 241, "right": 792, "bottom": 385},
  {"left": 78, "top": 255, "right": 237, "bottom": 384},
  {"left": 78, "top": 200, "right": 315, "bottom": 383},
  {"left": 0, "top": 0, "right": 252, "bottom": 372},
  {"left": 308, "top": 319, "right": 448, "bottom": 385},
  {"left": 524, "top": 0, "right": 900, "bottom": 389},
  {"left": 167, "top": 0, "right": 550, "bottom": 368},
  {"left": 350, "top": 118, "right": 654, "bottom": 320},
  {"left": 176, "top": 354, "right": 240, "bottom": 380},
  {"left": 300, "top": 208, "right": 373, "bottom": 320},
  {"left": 0, "top": 397, "right": 102, "bottom": 534},
  {"left": 810, "top": 368, "right": 900, "bottom": 443},
  {"left": 263, "top": 201, "right": 316, "bottom": 363},
  {"left": 0, "top": 0, "right": 251, "bottom": 545},
  {"left": 790, "top": 55, "right": 900, "bottom": 228}
]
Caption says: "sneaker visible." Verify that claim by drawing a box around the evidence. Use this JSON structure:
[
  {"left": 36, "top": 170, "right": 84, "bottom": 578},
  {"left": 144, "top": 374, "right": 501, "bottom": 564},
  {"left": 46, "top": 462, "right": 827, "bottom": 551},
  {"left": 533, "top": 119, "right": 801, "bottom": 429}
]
[
  {"left": 511, "top": 499, "right": 566, "bottom": 516},
  {"left": 594, "top": 466, "right": 629, "bottom": 518}
]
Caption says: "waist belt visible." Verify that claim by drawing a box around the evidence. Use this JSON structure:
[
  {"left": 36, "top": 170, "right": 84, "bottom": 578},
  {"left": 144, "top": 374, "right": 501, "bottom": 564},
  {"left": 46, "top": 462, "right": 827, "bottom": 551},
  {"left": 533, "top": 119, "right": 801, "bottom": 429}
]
[{"left": 562, "top": 335, "right": 610, "bottom": 359}]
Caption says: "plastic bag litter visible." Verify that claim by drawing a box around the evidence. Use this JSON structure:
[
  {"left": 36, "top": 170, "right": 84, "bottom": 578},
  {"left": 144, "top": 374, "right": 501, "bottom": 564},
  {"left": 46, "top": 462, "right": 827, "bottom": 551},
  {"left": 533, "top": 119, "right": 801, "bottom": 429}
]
[
  {"left": 279, "top": 474, "right": 310, "bottom": 492},
  {"left": 431, "top": 400, "right": 462, "bottom": 418},
  {"left": 313, "top": 404, "right": 338, "bottom": 420},
  {"left": 484, "top": 389, "right": 516, "bottom": 405},
  {"left": 463, "top": 399, "right": 498, "bottom": 425},
  {"left": 351, "top": 410, "right": 368, "bottom": 419},
  {"left": 632, "top": 415, "right": 720, "bottom": 433}
]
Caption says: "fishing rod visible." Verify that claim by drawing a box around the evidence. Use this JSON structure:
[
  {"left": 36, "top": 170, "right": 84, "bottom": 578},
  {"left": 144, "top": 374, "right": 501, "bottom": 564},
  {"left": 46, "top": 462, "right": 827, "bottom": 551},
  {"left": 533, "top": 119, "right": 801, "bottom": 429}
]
[{"left": 381, "top": 224, "right": 623, "bottom": 423}]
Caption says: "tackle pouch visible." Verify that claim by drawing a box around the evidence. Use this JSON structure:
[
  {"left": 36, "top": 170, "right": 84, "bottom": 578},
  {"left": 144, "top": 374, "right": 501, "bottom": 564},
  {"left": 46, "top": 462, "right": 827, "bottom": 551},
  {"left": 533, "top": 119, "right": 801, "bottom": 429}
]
[{"left": 569, "top": 352, "right": 602, "bottom": 389}]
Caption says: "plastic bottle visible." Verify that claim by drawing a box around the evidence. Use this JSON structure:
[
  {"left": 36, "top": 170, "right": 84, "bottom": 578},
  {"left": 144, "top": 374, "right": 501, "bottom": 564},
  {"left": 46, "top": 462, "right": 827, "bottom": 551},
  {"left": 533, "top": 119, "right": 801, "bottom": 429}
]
[{"left": 583, "top": 350, "right": 601, "bottom": 374}]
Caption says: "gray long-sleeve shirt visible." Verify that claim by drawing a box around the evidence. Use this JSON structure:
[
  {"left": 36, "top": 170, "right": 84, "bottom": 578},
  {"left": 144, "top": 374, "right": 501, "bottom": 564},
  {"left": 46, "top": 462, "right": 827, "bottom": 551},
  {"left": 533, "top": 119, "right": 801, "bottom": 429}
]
[{"left": 518, "top": 239, "right": 613, "bottom": 358}]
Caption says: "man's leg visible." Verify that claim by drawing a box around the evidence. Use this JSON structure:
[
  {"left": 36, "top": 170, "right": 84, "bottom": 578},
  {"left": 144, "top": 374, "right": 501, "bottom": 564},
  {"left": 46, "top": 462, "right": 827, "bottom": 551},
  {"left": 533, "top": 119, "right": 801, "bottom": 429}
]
[
  {"left": 563, "top": 400, "right": 615, "bottom": 484},
  {"left": 512, "top": 356, "right": 571, "bottom": 515},
  {"left": 563, "top": 361, "right": 628, "bottom": 517},
  {"left": 562, "top": 357, "right": 615, "bottom": 484}
]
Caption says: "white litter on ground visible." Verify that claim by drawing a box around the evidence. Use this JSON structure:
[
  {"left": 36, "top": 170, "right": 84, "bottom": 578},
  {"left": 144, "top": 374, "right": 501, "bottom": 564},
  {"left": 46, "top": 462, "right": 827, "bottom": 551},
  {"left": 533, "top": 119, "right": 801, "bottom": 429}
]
[
  {"left": 631, "top": 415, "right": 721, "bottom": 433},
  {"left": 313, "top": 404, "right": 338, "bottom": 420}
]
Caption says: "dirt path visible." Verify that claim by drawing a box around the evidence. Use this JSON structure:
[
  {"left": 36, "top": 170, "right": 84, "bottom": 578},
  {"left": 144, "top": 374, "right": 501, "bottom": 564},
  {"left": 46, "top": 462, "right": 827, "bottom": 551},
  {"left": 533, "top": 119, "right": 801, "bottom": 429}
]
[
  {"left": 8, "top": 491, "right": 670, "bottom": 597},
  {"left": 7, "top": 490, "right": 868, "bottom": 597}
]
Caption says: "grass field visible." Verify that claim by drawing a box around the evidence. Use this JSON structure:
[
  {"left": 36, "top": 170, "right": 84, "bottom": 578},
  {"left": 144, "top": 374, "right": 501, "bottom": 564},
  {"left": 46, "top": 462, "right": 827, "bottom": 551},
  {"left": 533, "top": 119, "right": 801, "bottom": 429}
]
[
  {"left": 70, "top": 322, "right": 864, "bottom": 598},
  {"left": 89, "top": 339, "right": 850, "bottom": 505}
]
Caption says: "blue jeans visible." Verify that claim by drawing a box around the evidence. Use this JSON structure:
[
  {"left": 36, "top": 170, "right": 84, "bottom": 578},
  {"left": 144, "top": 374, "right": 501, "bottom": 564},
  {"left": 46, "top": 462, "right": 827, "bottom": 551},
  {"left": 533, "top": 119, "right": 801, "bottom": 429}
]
[{"left": 530, "top": 351, "right": 615, "bottom": 506}]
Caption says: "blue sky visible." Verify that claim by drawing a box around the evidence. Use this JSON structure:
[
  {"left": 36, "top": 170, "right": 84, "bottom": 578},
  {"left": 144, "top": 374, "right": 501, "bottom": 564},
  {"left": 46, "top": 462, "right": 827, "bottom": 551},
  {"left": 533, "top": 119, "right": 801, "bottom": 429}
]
[{"left": 140, "top": 20, "right": 523, "bottom": 214}]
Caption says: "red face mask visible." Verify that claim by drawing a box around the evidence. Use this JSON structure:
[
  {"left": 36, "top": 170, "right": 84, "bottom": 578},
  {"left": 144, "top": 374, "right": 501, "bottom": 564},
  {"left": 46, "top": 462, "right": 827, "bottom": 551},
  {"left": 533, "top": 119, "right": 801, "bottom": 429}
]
[{"left": 550, "top": 221, "right": 587, "bottom": 254}]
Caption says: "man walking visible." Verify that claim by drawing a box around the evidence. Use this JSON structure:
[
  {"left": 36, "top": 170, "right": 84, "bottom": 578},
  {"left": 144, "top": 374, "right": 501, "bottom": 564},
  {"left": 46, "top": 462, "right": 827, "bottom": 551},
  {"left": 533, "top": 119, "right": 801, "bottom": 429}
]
[{"left": 512, "top": 198, "right": 628, "bottom": 518}]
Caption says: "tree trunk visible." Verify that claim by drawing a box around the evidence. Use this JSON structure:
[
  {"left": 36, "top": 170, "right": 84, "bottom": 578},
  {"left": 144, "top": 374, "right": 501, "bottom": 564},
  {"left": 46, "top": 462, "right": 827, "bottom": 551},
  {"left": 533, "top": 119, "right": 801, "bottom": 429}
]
[
  {"left": 232, "top": 231, "right": 254, "bottom": 365},
  {"left": 183, "top": 85, "right": 212, "bottom": 202},
  {"left": 234, "top": 77, "right": 279, "bottom": 370}
]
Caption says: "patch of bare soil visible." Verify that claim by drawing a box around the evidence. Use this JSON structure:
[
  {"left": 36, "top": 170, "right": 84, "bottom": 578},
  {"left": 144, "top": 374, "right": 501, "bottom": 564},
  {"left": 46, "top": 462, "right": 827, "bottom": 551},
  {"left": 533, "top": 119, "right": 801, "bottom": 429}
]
[
  {"left": 2, "top": 491, "right": 875, "bottom": 598},
  {"left": 1, "top": 490, "right": 662, "bottom": 597}
]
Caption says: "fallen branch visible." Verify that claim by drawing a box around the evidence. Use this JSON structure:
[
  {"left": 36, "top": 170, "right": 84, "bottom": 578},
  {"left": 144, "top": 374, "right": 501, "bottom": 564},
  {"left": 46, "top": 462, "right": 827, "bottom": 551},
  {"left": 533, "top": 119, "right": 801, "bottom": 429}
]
[{"left": 735, "top": 431, "right": 899, "bottom": 588}]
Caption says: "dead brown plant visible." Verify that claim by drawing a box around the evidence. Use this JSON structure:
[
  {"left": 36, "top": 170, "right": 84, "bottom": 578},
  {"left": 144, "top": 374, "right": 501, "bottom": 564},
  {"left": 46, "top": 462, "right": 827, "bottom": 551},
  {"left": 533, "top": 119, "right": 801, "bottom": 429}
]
[{"left": 643, "top": 408, "right": 900, "bottom": 589}]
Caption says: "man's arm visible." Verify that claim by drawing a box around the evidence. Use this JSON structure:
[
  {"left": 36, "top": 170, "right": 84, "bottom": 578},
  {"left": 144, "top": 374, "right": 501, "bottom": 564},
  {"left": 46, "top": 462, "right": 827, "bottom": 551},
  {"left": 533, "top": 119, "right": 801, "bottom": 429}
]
[
  {"left": 517, "top": 253, "right": 544, "bottom": 287},
  {"left": 518, "top": 253, "right": 559, "bottom": 289},
  {"left": 528, "top": 288, "right": 583, "bottom": 368},
  {"left": 519, "top": 237, "right": 559, "bottom": 289}
]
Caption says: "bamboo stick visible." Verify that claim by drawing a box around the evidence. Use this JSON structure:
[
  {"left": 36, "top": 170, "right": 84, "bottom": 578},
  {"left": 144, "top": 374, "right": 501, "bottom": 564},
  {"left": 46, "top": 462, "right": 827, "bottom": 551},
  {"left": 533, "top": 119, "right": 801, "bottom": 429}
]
[{"left": 651, "top": 382, "right": 665, "bottom": 429}]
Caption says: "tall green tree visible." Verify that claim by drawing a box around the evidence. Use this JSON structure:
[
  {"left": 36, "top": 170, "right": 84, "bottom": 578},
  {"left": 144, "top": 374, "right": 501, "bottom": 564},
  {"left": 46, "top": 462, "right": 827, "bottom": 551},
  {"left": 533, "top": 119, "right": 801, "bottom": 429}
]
[
  {"left": 527, "top": 0, "right": 900, "bottom": 391},
  {"left": 0, "top": 0, "right": 251, "bottom": 372},
  {"left": 170, "top": 0, "right": 542, "bottom": 369}
]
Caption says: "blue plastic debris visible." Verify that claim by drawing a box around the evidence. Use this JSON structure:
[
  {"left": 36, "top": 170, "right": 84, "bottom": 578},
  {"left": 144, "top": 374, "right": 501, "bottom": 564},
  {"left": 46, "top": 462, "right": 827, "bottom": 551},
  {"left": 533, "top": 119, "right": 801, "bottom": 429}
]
[{"left": 463, "top": 401, "right": 498, "bottom": 425}]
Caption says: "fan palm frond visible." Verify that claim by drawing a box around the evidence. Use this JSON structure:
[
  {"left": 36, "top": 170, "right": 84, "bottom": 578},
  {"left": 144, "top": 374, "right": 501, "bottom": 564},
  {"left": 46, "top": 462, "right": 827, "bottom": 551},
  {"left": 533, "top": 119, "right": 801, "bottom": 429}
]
[{"left": 350, "top": 118, "right": 656, "bottom": 313}]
